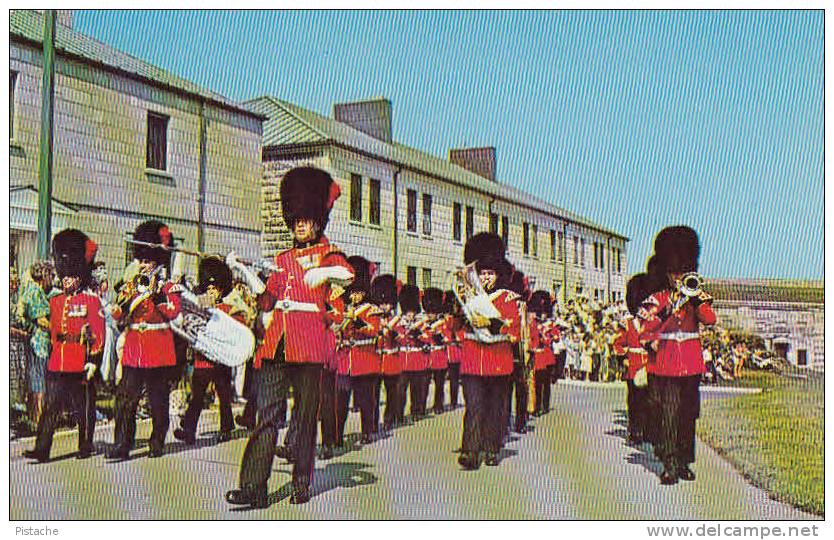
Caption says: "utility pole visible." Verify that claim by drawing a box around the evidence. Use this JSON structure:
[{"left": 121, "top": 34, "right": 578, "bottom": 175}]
[{"left": 36, "top": 9, "right": 56, "bottom": 259}]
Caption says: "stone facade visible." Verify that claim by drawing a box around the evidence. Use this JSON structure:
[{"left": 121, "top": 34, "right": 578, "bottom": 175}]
[{"left": 9, "top": 17, "right": 262, "bottom": 280}]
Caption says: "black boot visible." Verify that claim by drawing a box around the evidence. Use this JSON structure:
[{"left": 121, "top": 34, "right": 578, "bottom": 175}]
[
  {"left": 235, "top": 413, "right": 255, "bottom": 430},
  {"left": 174, "top": 428, "right": 196, "bottom": 445},
  {"left": 23, "top": 449, "right": 49, "bottom": 463},
  {"left": 458, "top": 451, "right": 481, "bottom": 470},
  {"left": 225, "top": 484, "right": 268, "bottom": 509},
  {"left": 484, "top": 452, "right": 499, "bottom": 466},
  {"left": 105, "top": 446, "right": 130, "bottom": 461},
  {"left": 290, "top": 485, "right": 311, "bottom": 505},
  {"left": 660, "top": 465, "right": 678, "bottom": 485},
  {"left": 677, "top": 465, "right": 696, "bottom": 481}
]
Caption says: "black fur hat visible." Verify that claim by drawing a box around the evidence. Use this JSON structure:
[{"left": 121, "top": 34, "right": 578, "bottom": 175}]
[
  {"left": 52, "top": 228, "right": 96, "bottom": 286},
  {"left": 281, "top": 167, "right": 341, "bottom": 232},
  {"left": 133, "top": 219, "right": 174, "bottom": 269},
  {"left": 198, "top": 255, "right": 233, "bottom": 297},
  {"left": 507, "top": 269, "right": 530, "bottom": 300},
  {"left": 528, "top": 290, "right": 552, "bottom": 317},
  {"left": 422, "top": 287, "right": 444, "bottom": 314},
  {"left": 345, "top": 256, "right": 373, "bottom": 296},
  {"left": 654, "top": 225, "right": 700, "bottom": 274},
  {"left": 443, "top": 290, "right": 459, "bottom": 315},
  {"left": 626, "top": 273, "right": 653, "bottom": 316},
  {"left": 370, "top": 274, "right": 397, "bottom": 306},
  {"left": 463, "top": 232, "right": 512, "bottom": 279},
  {"left": 399, "top": 284, "right": 421, "bottom": 313}
]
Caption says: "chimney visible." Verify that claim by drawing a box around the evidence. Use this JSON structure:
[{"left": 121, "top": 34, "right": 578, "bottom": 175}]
[
  {"left": 333, "top": 98, "right": 392, "bottom": 143},
  {"left": 450, "top": 146, "right": 497, "bottom": 182}
]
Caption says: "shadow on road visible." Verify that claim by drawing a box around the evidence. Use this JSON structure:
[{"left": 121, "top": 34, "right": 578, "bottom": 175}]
[{"left": 609, "top": 408, "right": 663, "bottom": 478}]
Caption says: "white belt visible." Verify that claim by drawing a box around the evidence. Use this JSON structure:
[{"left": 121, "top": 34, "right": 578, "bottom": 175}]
[
  {"left": 627, "top": 347, "right": 648, "bottom": 354},
  {"left": 464, "top": 332, "right": 510, "bottom": 344},
  {"left": 274, "top": 299, "right": 320, "bottom": 313},
  {"left": 659, "top": 332, "right": 699, "bottom": 343},
  {"left": 382, "top": 349, "right": 399, "bottom": 355},
  {"left": 350, "top": 339, "right": 376, "bottom": 347},
  {"left": 429, "top": 345, "right": 445, "bottom": 351},
  {"left": 129, "top": 322, "right": 170, "bottom": 332},
  {"left": 401, "top": 347, "right": 426, "bottom": 353}
]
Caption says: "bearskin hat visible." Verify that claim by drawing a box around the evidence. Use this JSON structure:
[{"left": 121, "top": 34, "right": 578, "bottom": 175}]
[
  {"left": 422, "top": 287, "right": 444, "bottom": 314},
  {"left": 507, "top": 269, "right": 531, "bottom": 301},
  {"left": 370, "top": 274, "right": 398, "bottom": 306},
  {"left": 281, "top": 167, "right": 341, "bottom": 232},
  {"left": 198, "top": 255, "right": 233, "bottom": 298},
  {"left": 463, "top": 232, "right": 512, "bottom": 279},
  {"left": 345, "top": 256, "right": 373, "bottom": 296},
  {"left": 52, "top": 228, "right": 97, "bottom": 286},
  {"left": 626, "top": 273, "right": 653, "bottom": 317},
  {"left": 132, "top": 219, "right": 174, "bottom": 269},
  {"left": 443, "top": 290, "right": 459, "bottom": 315},
  {"left": 398, "top": 284, "right": 421, "bottom": 314},
  {"left": 654, "top": 225, "right": 700, "bottom": 274},
  {"left": 528, "top": 290, "right": 552, "bottom": 317}
]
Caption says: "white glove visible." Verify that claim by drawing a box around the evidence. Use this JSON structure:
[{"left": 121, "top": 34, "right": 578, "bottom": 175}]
[
  {"left": 83, "top": 363, "right": 97, "bottom": 381},
  {"left": 303, "top": 266, "right": 354, "bottom": 289},
  {"left": 226, "top": 251, "right": 266, "bottom": 295}
]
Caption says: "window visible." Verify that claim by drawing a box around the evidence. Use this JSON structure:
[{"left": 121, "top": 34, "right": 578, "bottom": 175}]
[
  {"left": 593, "top": 242, "right": 599, "bottom": 269},
  {"left": 550, "top": 230, "right": 556, "bottom": 261},
  {"left": 453, "top": 203, "right": 462, "bottom": 242},
  {"left": 581, "top": 239, "right": 586, "bottom": 267},
  {"left": 407, "top": 266, "right": 417, "bottom": 286},
  {"left": 146, "top": 112, "right": 169, "bottom": 171},
  {"left": 501, "top": 216, "right": 509, "bottom": 247},
  {"left": 369, "top": 178, "right": 381, "bottom": 225},
  {"left": 422, "top": 194, "right": 432, "bottom": 236},
  {"left": 522, "top": 222, "right": 529, "bottom": 255},
  {"left": 407, "top": 189, "right": 417, "bottom": 233},
  {"left": 532, "top": 225, "right": 538, "bottom": 258},
  {"left": 573, "top": 236, "right": 579, "bottom": 266},
  {"left": 350, "top": 174, "right": 363, "bottom": 222},
  {"left": 465, "top": 206, "right": 475, "bottom": 240},
  {"left": 600, "top": 243, "right": 605, "bottom": 270},
  {"left": 10, "top": 71, "right": 17, "bottom": 139},
  {"left": 617, "top": 248, "right": 622, "bottom": 273},
  {"left": 489, "top": 212, "right": 499, "bottom": 234},
  {"left": 558, "top": 231, "right": 564, "bottom": 262},
  {"left": 422, "top": 268, "right": 432, "bottom": 289}
]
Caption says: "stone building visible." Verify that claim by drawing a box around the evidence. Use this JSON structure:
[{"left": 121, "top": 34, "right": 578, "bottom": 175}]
[
  {"left": 9, "top": 10, "right": 263, "bottom": 279},
  {"left": 247, "top": 96, "right": 628, "bottom": 303},
  {"left": 706, "top": 278, "right": 824, "bottom": 371}
]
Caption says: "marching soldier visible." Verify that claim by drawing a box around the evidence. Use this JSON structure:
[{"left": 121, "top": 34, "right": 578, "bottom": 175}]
[
  {"left": 335, "top": 256, "right": 382, "bottom": 445},
  {"left": 174, "top": 256, "right": 244, "bottom": 445},
  {"left": 444, "top": 290, "right": 465, "bottom": 410},
  {"left": 399, "top": 284, "right": 431, "bottom": 421},
  {"left": 458, "top": 233, "right": 520, "bottom": 470},
  {"left": 107, "top": 220, "right": 182, "bottom": 460},
  {"left": 424, "top": 288, "right": 449, "bottom": 415},
  {"left": 506, "top": 271, "right": 530, "bottom": 434},
  {"left": 225, "top": 167, "right": 353, "bottom": 507},
  {"left": 528, "top": 290, "right": 555, "bottom": 417},
  {"left": 638, "top": 226, "right": 716, "bottom": 485},
  {"left": 372, "top": 275, "right": 403, "bottom": 432},
  {"left": 24, "top": 229, "right": 105, "bottom": 462},
  {"left": 619, "top": 273, "right": 652, "bottom": 445}
]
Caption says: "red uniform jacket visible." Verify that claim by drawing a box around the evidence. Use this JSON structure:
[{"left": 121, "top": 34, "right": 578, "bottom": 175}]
[
  {"left": 428, "top": 316, "right": 449, "bottom": 370},
  {"left": 378, "top": 312, "right": 403, "bottom": 376},
  {"left": 113, "top": 282, "right": 181, "bottom": 369},
  {"left": 461, "top": 289, "right": 521, "bottom": 377},
  {"left": 637, "top": 290, "right": 717, "bottom": 377},
  {"left": 401, "top": 313, "right": 431, "bottom": 372},
  {"left": 616, "top": 317, "right": 649, "bottom": 380},
  {"left": 336, "top": 302, "right": 381, "bottom": 377},
  {"left": 193, "top": 303, "right": 248, "bottom": 370},
  {"left": 256, "top": 237, "right": 351, "bottom": 367},
  {"left": 530, "top": 317, "right": 556, "bottom": 372},
  {"left": 446, "top": 315, "right": 465, "bottom": 365},
  {"left": 48, "top": 291, "right": 105, "bottom": 373}
]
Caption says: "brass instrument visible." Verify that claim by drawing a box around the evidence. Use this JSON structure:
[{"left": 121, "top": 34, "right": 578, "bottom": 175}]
[
  {"left": 448, "top": 262, "right": 503, "bottom": 343},
  {"left": 679, "top": 272, "right": 704, "bottom": 298}
]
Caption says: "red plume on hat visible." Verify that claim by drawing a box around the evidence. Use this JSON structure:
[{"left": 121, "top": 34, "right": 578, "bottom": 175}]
[
  {"left": 281, "top": 167, "right": 339, "bottom": 232},
  {"left": 52, "top": 228, "right": 96, "bottom": 287},
  {"left": 133, "top": 219, "right": 174, "bottom": 269}
]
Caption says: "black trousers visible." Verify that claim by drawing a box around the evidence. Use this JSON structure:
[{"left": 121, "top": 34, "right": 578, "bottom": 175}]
[
  {"left": 382, "top": 374, "right": 403, "bottom": 428},
  {"left": 448, "top": 363, "right": 461, "bottom": 406},
  {"left": 319, "top": 368, "right": 338, "bottom": 447},
  {"left": 431, "top": 368, "right": 447, "bottom": 412},
  {"left": 372, "top": 376, "right": 382, "bottom": 430},
  {"left": 239, "top": 359, "right": 322, "bottom": 491},
  {"left": 626, "top": 379, "right": 650, "bottom": 439},
  {"left": 114, "top": 366, "right": 172, "bottom": 453},
  {"left": 510, "top": 363, "right": 528, "bottom": 431},
  {"left": 534, "top": 369, "right": 551, "bottom": 413},
  {"left": 180, "top": 365, "right": 234, "bottom": 435},
  {"left": 648, "top": 374, "right": 700, "bottom": 469},
  {"left": 404, "top": 370, "right": 429, "bottom": 417},
  {"left": 461, "top": 375, "right": 510, "bottom": 454},
  {"left": 35, "top": 371, "right": 96, "bottom": 455},
  {"left": 337, "top": 374, "right": 378, "bottom": 438},
  {"left": 239, "top": 360, "right": 259, "bottom": 425}
]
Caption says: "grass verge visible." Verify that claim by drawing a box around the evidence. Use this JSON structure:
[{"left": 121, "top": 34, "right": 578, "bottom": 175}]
[{"left": 697, "top": 370, "right": 824, "bottom": 516}]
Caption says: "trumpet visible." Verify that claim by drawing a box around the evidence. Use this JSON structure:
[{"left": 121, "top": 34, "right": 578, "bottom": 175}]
[
  {"left": 678, "top": 272, "right": 704, "bottom": 297},
  {"left": 125, "top": 239, "right": 282, "bottom": 274}
]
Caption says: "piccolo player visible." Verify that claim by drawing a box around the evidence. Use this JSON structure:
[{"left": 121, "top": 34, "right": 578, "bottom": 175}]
[
  {"left": 24, "top": 229, "right": 104, "bottom": 462},
  {"left": 225, "top": 167, "right": 353, "bottom": 507}
]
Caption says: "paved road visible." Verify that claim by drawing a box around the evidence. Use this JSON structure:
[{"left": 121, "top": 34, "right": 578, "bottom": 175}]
[{"left": 9, "top": 380, "right": 816, "bottom": 520}]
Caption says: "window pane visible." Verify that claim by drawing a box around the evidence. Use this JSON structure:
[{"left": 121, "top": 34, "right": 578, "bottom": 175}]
[
  {"left": 522, "top": 222, "right": 529, "bottom": 255},
  {"left": 407, "top": 189, "right": 417, "bottom": 232},
  {"left": 407, "top": 266, "right": 417, "bottom": 286},
  {"left": 422, "top": 194, "right": 432, "bottom": 236},
  {"left": 146, "top": 112, "right": 168, "bottom": 170},
  {"left": 558, "top": 232, "right": 564, "bottom": 261},
  {"left": 532, "top": 225, "right": 538, "bottom": 257},
  {"left": 453, "top": 203, "right": 462, "bottom": 241},
  {"left": 581, "top": 239, "right": 585, "bottom": 267},
  {"left": 10, "top": 71, "right": 17, "bottom": 139},
  {"left": 550, "top": 230, "right": 556, "bottom": 261},
  {"left": 489, "top": 213, "right": 498, "bottom": 234},
  {"left": 422, "top": 268, "right": 432, "bottom": 289},
  {"left": 573, "top": 236, "right": 578, "bottom": 265},
  {"left": 350, "top": 174, "right": 363, "bottom": 222},
  {"left": 465, "top": 206, "right": 474, "bottom": 240},
  {"left": 369, "top": 178, "right": 380, "bottom": 225},
  {"left": 501, "top": 216, "right": 509, "bottom": 247}
]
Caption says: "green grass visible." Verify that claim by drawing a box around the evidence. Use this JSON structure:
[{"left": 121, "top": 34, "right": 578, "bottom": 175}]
[{"left": 698, "top": 370, "right": 824, "bottom": 516}]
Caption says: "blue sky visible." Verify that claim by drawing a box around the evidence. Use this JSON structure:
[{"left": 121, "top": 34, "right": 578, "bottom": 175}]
[{"left": 75, "top": 10, "right": 824, "bottom": 280}]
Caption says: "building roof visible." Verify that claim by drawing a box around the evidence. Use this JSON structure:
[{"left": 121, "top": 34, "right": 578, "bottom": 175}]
[
  {"left": 10, "top": 10, "right": 263, "bottom": 120},
  {"left": 247, "top": 95, "right": 628, "bottom": 241},
  {"left": 706, "top": 278, "right": 824, "bottom": 305}
]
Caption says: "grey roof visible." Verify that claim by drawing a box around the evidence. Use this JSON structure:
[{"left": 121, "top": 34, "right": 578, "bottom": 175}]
[
  {"left": 10, "top": 10, "right": 262, "bottom": 120},
  {"left": 247, "top": 95, "right": 627, "bottom": 240}
]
